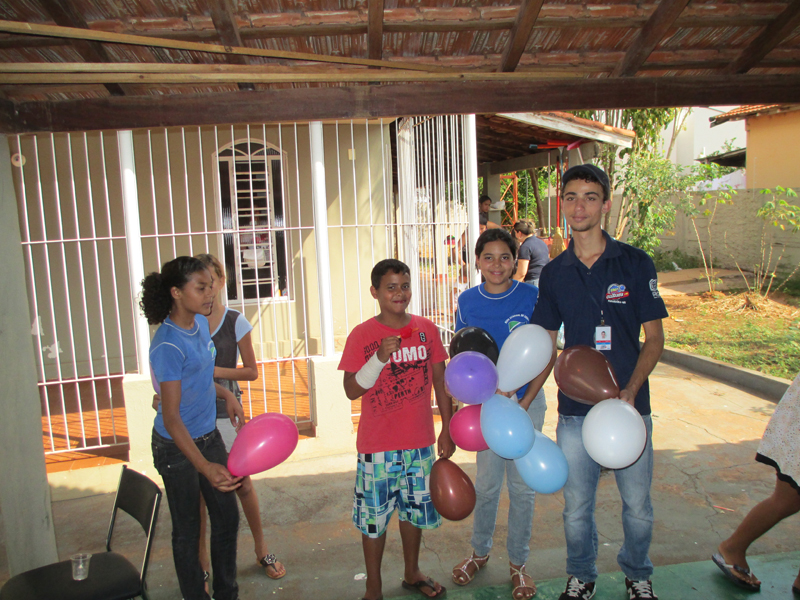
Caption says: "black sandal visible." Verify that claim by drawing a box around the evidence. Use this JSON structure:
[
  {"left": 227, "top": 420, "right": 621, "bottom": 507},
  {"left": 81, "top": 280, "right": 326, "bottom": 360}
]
[{"left": 259, "top": 554, "right": 286, "bottom": 580}]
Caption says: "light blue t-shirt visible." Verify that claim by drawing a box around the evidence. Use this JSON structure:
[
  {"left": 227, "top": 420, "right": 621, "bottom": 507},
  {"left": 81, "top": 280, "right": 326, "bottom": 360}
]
[
  {"left": 455, "top": 280, "right": 539, "bottom": 396},
  {"left": 150, "top": 314, "right": 218, "bottom": 439}
]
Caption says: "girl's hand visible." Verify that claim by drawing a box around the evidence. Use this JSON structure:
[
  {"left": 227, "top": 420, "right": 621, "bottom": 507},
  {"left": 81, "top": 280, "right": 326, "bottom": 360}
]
[
  {"left": 202, "top": 462, "right": 242, "bottom": 492},
  {"left": 225, "top": 393, "right": 245, "bottom": 431},
  {"left": 496, "top": 388, "right": 516, "bottom": 399},
  {"left": 152, "top": 393, "right": 161, "bottom": 411}
]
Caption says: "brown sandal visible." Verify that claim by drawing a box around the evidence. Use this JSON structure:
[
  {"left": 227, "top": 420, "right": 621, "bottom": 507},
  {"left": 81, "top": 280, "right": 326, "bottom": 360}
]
[
  {"left": 510, "top": 564, "right": 536, "bottom": 599},
  {"left": 259, "top": 554, "right": 286, "bottom": 580},
  {"left": 452, "top": 553, "right": 489, "bottom": 586}
]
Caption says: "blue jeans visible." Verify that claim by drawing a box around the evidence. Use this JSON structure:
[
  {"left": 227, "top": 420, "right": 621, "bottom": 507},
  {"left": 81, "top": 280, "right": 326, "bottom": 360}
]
[
  {"left": 556, "top": 414, "right": 654, "bottom": 583},
  {"left": 471, "top": 388, "right": 546, "bottom": 566},
  {"left": 152, "top": 428, "right": 240, "bottom": 600}
]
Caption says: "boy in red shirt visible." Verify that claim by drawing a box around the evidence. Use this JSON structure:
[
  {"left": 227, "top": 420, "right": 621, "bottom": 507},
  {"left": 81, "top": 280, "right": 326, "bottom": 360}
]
[{"left": 340, "top": 258, "right": 455, "bottom": 600}]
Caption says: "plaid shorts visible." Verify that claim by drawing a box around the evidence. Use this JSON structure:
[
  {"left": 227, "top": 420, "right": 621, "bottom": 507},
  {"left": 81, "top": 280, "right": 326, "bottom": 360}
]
[{"left": 352, "top": 445, "right": 441, "bottom": 538}]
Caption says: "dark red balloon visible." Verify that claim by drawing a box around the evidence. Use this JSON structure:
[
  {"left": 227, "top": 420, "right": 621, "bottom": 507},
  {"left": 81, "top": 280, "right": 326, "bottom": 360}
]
[
  {"left": 430, "top": 458, "right": 476, "bottom": 521},
  {"left": 553, "top": 345, "right": 620, "bottom": 405}
]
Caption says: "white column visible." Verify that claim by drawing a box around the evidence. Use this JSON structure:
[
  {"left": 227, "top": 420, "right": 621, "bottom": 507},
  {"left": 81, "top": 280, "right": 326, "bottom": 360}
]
[
  {"left": 118, "top": 131, "right": 150, "bottom": 373},
  {"left": 463, "top": 115, "right": 481, "bottom": 287},
  {"left": 310, "top": 122, "right": 335, "bottom": 357},
  {"left": 0, "top": 134, "right": 59, "bottom": 573}
]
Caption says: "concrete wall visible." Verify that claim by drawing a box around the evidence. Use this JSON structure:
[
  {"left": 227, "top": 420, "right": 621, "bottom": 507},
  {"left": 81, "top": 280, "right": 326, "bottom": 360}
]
[
  {"left": 659, "top": 188, "right": 800, "bottom": 274},
  {"left": 746, "top": 110, "right": 800, "bottom": 190}
]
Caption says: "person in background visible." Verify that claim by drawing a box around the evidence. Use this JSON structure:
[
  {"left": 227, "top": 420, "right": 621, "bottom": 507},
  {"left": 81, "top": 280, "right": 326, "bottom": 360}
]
[
  {"left": 512, "top": 219, "right": 550, "bottom": 287},
  {"left": 479, "top": 195, "right": 502, "bottom": 230},
  {"left": 712, "top": 371, "right": 800, "bottom": 595},
  {"left": 194, "top": 253, "right": 286, "bottom": 581}
]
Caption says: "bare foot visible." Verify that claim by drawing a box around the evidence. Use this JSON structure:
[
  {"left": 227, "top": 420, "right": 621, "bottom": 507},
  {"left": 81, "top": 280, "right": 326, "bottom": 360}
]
[{"left": 452, "top": 553, "right": 489, "bottom": 585}]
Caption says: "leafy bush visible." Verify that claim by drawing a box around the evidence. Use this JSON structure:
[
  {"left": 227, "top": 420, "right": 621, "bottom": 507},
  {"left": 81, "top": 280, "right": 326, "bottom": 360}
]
[{"left": 653, "top": 249, "right": 703, "bottom": 272}]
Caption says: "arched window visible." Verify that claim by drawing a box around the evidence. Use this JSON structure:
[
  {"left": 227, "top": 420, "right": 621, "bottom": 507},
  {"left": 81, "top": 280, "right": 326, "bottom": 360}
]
[{"left": 217, "top": 140, "right": 289, "bottom": 301}]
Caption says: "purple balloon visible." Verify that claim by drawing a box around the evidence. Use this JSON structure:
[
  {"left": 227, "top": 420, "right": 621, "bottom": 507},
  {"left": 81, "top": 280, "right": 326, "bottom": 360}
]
[{"left": 445, "top": 351, "right": 499, "bottom": 405}]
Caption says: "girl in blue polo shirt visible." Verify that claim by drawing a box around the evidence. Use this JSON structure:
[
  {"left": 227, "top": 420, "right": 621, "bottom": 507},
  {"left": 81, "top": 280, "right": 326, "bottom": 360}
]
[
  {"left": 141, "top": 256, "right": 244, "bottom": 600},
  {"left": 451, "top": 229, "right": 546, "bottom": 600}
]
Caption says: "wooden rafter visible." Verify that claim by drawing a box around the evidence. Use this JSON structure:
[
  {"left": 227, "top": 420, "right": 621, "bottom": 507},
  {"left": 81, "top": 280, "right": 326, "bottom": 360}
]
[
  {"left": 612, "top": 0, "right": 691, "bottom": 77},
  {"left": 37, "top": 0, "right": 128, "bottom": 97},
  {"left": 368, "top": 0, "right": 385, "bottom": 62},
  {"left": 0, "top": 19, "right": 444, "bottom": 72},
  {"left": 205, "top": 0, "right": 254, "bottom": 91},
  {"left": 499, "top": 0, "right": 545, "bottom": 73},
  {"left": 6, "top": 74, "right": 800, "bottom": 134},
  {"left": 724, "top": 0, "right": 800, "bottom": 75}
]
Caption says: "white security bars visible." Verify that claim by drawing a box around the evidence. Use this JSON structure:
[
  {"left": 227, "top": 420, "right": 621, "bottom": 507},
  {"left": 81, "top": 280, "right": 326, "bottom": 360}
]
[
  {"left": 11, "top": 117, "right": 474, "bottom": 458},
  {"left": 396, "top": 115, "right": 478, "bottom": 344}
]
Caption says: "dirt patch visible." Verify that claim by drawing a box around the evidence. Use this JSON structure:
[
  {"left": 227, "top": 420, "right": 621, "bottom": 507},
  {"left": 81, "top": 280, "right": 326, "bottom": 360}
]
[{"left": 662, "top": 291, "right": 800, "bottom": 380}]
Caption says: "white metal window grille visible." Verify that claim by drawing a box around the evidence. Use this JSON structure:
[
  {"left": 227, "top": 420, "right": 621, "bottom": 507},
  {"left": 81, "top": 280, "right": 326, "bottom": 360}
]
[{"left": 217, "top": 141, "right": 290, "bottom": 302}]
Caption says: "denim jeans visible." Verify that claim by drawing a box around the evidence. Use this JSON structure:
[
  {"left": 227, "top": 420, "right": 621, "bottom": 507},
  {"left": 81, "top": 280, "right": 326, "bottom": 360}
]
[
  {"left": 471, "top": 388, "right": 546, "bottom": 566},
  {"left": 152, "top": 428, "right": 240, "bottom": 600},
  {"left": 556, "top": 414, "right": 654, "bottom": 583}
]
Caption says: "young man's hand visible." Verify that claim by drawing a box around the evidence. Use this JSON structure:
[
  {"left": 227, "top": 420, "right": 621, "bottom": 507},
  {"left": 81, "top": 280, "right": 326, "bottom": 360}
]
[
  {"left": 437, "top": 429, "right": 456, "bottom": 459},
  {"left": 376, "top": 335, "right": 401, "bottom": 362}
]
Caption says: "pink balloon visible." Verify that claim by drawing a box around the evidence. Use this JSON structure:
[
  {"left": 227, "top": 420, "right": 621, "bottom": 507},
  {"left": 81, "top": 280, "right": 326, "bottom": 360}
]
[
  {"left": 227, "top": 413, "right": 299, "bottom": 477},
  {"left": 449, "top": 405, "right": 489, "bottom": 452}
]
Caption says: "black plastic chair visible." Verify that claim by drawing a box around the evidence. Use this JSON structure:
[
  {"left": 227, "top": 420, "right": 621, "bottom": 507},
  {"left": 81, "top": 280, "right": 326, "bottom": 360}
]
[{"left": 0, "top": 465, "right": 162, "bottom": 600}]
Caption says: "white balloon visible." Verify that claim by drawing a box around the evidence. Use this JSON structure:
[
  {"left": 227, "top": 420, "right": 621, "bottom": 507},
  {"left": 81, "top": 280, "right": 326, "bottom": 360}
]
[
  {"left": 581, "top": 399, "right": 647, "bottom": 469},
  {"left": 496, "top": 324, "right": 553, "bottom": 392}
]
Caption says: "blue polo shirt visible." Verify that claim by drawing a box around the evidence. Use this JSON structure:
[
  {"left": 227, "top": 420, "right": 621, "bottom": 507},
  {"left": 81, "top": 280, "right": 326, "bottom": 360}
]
[{"left": 531, "top": 231, "right": 668, "bottom": 416}]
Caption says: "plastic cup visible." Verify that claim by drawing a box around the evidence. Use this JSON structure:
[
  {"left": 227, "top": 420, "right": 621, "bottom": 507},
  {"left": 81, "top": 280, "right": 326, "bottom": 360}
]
[{"left": 71, "top": 553, "right": 91, "bottom": 581}]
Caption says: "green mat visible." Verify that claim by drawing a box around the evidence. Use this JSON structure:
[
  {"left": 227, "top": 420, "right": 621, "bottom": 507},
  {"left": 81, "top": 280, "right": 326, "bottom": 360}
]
[{"left": 388, "top": 552, "right": 800, "bottom": 600}]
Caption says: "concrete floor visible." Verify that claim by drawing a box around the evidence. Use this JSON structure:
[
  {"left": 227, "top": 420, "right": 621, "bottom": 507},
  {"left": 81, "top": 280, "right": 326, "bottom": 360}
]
[{"left": 2, "top": 361, "right": 798, "bottom": 600}]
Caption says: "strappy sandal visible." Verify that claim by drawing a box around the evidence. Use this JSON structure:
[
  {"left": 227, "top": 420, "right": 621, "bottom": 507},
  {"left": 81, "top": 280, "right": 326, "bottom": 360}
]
[
  {"left": 452, "top": 553, "right": 489, "bottom": 586},
  {"left": 510, "top": 564, "right": 536, "bottom": 599},
  {"left": 259, "top": 553, "right": 286, "bottom": 580}
]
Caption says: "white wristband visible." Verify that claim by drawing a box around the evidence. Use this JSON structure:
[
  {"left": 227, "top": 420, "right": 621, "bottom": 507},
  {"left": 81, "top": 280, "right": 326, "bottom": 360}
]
[{"left": 355, "top": 352, "right": 389, "bottom": 390}]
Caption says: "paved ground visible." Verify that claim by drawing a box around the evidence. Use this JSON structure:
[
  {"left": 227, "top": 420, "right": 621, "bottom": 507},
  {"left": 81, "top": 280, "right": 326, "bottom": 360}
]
[{"left": 2, "top": 360, "right": 798, "bottom": 600}]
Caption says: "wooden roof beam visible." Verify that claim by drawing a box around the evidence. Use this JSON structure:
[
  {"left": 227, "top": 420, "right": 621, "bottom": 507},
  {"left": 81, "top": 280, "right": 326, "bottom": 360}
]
[
  {"left": 368, "top": 0, "right": 385, "bottom": 62},
  {"left": 7, "top": 74, "right": 800, "bottom": 134},
  {"left": 612, "top": 0, "right": 691, "bottom": 77},
  {"left": 724, "top": 0, "right": 800, "bottom": 75},
  {"left": 205, "top": 0, "right": 255, "bottom": 91},
  {"left": 499, "top": 0, "right": 545, "bottom": 73},
  {"left": 37, "top": 0, "right": 128, "bottom": 97}
]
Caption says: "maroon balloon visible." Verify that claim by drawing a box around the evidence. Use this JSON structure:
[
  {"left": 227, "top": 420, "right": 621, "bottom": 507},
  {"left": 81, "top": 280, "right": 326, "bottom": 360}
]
[
  {"left": 554, "top": 345, "right": 620, "bottom": 405},
  {"left": 430, "top": 458, "right": 476, "bottom": 521}
]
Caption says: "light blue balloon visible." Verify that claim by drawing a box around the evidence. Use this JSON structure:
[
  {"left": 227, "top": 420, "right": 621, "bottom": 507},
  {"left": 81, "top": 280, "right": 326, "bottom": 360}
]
[
  {"left": 514, "top": 430, "right": 569, "bottom": 494},
  {"left": 479, "top": 394, "right": 535, "bottom": 459}
]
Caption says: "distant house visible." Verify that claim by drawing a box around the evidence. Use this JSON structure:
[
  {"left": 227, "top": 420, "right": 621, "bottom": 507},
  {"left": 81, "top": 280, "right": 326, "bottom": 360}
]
[{"left": 710, "top": 105, "right": 800, "bottom": 189}]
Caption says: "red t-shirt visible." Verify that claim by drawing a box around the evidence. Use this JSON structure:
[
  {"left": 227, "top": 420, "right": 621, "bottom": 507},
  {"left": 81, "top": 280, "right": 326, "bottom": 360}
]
[{"left": 339, "top": 314, "right": 448, "bottom": 453}]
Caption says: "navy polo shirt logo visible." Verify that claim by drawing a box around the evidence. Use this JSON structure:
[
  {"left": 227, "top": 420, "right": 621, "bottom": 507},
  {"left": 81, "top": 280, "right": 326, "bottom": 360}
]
[
  {"left": 649, "top": 278, "right": 661, "bottom": 298},
  {"left": 606, "top": 284, "right": 629, "bottom": 303}
]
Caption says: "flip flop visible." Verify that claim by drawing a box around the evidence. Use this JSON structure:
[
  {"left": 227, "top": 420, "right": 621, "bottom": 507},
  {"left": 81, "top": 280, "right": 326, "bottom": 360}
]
[
  {"left": 259, "top": 553, "right": 286, "bottom": 580},
  {"left": 401, "top": 577, "right": 447, "bottom": 598},
  {"left": 711, "top": 552, "right": 761, "bottom": 592},
  {"left": 792, "top": 585, "right": 800, "bottom": 596}
]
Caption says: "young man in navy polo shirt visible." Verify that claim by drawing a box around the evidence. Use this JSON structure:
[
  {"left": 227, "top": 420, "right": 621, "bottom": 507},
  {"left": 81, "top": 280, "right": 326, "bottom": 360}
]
[{"left": 530, "top": 164, "right": 668, "bottom": 600}]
